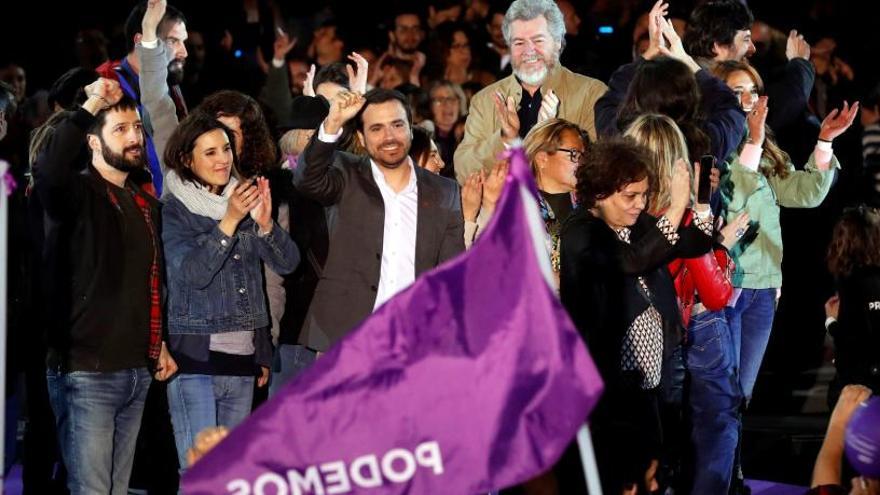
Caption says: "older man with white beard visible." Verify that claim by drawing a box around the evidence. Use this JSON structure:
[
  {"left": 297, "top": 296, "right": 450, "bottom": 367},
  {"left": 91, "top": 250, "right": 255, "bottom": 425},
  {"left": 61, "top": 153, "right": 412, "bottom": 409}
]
[{"left": 453, "top": 0, "right": 607, "bottom": 184}]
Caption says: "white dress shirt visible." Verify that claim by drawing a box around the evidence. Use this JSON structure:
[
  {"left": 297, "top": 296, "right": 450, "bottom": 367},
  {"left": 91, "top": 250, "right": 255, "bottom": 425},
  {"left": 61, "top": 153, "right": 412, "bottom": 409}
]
[{"left": 318, "top": 124, "right": 419, "bottom": 310}]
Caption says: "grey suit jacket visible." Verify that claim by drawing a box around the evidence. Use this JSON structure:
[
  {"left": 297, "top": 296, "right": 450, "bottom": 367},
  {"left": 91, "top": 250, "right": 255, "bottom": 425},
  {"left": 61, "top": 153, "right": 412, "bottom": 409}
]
[{"left": 293, "top": 136, "right": 465, "bottom": 351}]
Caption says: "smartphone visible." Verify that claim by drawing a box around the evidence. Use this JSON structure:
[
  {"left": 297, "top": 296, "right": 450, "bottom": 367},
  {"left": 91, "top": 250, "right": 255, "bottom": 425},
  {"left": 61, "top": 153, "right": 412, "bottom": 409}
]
[{"left": 697, "top": 155, "right": 715, "bottom": 204}]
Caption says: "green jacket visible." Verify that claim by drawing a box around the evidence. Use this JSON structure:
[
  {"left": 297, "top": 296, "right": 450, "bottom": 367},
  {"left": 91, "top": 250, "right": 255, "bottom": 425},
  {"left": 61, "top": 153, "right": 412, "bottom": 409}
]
[{"left": 720, "top": 149, "right": 838, "bottom": 289}]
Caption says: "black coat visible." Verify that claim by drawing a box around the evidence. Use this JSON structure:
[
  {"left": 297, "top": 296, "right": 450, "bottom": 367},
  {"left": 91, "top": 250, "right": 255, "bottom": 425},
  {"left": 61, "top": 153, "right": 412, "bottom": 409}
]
[
  {"left": 559, "top": 208, "right": 711, "bottom": 491},
  {"left": 32, "top": 108, "right": 163, "bottom": 372},
  {"left": 828, "top": 266, "right": 880, "bottom": 404},
  {"left": 293, "top": 136, "right": 465, "bottom": 351}
]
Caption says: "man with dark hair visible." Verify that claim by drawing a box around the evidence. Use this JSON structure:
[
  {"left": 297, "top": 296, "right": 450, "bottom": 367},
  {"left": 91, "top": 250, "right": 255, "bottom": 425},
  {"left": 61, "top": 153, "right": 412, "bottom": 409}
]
[
  {"left": 683, "top": 0, "right": 755, "bottom": 63},
  {"left": 32, "top": 77, "right": 177, "bottom": 494},
  {"left": 684, "top": 0, "right": 814, "bottom": 140},
  {"left": 96, "top": 0, "right": 189, "bottom": 195},
  {"left": 292, "top": 88, "right": 464, "bottom": 358}
]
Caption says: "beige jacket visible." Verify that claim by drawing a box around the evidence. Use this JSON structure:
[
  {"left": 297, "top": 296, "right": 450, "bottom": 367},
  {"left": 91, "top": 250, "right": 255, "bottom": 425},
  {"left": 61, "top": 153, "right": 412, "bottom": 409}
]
[{"left": 453, "top": 65, "right": 607, "bottom": 183}]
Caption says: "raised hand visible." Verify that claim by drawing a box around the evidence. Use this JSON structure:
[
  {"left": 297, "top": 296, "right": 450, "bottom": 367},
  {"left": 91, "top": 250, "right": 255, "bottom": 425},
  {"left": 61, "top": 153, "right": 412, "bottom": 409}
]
[
  {"left": 538, "top": 89, "right": 560, "bottom": 123},
  {"left": 141, "top": 0, "right": 167, "bottom": 43},
  {"left": 83, "top": 78, "right": 124, "bottom": 114},
  {"left": 659, "top": 16, "right": 700, "bottom": 72},
  {"left": 642, "top": 0, "right": 669, "bottom": 60},
  {"left": 409, "top": 51, "right": 427, "bottom": 86},
  {"left": 462, "top": 172, "right": 483, "bottom": 222},
  {"left": 786, "top": 30, "right": 810, "bottom": 61},
  {"left": 303, "top": 64, "right": 317, "bottom": 97},
  {"left": 669, "top": 158, "right": 692, "bottom": 211},
  {"left": 346, "top": 52, "right": 369, "bottom": 94},
  {"left": 747, "top": 96, "right": 769, "bottom": 146},
  {"left": 825, "top": 294, "right": 840, "bottom": 320},
  {"left": 273, "top": 28, "right": 297, "bottom": 62},
  {"left": 493, "top": 91, "right": 520, "bottom": 145},
  {"left": 324, "top": 90, "right": 366, "bottom": 134},
  {"left": 249, "top": 177, "right": 273, "bottom": 233},
  {"left": 819, "top": 100, "right": 859, "bottom": 142},
  {"left": 481, "top": 159, "right": 509, "bottom": 211}
]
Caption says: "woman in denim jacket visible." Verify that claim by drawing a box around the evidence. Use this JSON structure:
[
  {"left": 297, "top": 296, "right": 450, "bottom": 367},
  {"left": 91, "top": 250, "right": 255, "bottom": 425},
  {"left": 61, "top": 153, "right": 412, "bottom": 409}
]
[
  {"left": 161, "top": 112, "right": 299, "bottom": 473},
  {"left": 711, "top": 61, "right": 859, "bottom": 404}
]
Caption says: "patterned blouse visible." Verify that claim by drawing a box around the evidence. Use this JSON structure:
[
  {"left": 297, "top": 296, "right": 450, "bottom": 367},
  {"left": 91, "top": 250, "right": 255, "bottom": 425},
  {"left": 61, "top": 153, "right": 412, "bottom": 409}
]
[{"left": 614, "top": 212, "right": 713, "bottom": 389}]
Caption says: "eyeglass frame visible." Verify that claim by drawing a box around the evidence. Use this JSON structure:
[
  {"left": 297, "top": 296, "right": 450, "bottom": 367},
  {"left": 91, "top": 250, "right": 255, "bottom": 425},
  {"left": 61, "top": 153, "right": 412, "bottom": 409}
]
[{"left": 554, "top": 147, "right": 584, "bottom": 163}]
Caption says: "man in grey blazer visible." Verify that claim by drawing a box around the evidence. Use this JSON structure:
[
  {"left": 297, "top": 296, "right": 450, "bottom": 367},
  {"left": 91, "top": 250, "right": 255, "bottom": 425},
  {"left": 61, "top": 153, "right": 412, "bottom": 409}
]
[{"left": 290, "top": 88, "right": 465, "bottom": 365}]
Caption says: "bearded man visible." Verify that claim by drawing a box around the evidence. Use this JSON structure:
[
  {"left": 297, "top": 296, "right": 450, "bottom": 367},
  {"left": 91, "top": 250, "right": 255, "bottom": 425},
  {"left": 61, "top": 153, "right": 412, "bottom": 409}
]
[
  {"left": 32, "top": 77, "right": 177, "bottom": 494},
  {"left": 454, "top": 0, "right": 607, "bottom": 184}
]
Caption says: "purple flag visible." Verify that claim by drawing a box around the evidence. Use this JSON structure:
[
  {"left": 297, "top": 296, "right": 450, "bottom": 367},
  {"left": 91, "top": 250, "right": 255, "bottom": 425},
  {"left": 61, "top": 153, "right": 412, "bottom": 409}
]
[{"left": 181, "top": 148, "right": 603, "bottom": 494}]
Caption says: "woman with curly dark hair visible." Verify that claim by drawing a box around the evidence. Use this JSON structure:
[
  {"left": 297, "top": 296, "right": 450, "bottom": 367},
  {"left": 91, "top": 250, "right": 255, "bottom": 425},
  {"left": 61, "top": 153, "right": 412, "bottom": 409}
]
[
  {"left": 560, "top": 137, "right": 710, "bottom": 494},
  {"left": 824, "top": 205, "right": 880, "bottom": 407},
  {"left": 197, "top": 90, "right": 277, "bottom": 179}
]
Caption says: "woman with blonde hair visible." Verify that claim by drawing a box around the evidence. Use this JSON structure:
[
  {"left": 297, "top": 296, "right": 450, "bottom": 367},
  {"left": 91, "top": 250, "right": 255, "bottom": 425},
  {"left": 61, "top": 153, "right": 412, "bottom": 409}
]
[
  {"left": 523, "top": 118, "right": 588, "bottom": 276},
  {"left": 625, "top": 113, "right": 748, "bottom": 494}
]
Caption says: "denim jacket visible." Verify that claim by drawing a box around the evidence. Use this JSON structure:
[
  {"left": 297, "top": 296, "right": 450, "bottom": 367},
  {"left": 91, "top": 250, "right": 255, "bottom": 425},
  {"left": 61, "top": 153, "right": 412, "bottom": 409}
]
[{"left": 162, "top": 194, "right": 300, "bottom": 335}]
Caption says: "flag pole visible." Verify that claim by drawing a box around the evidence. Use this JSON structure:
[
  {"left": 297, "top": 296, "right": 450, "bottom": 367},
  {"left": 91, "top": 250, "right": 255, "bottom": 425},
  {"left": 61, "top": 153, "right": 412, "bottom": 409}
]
[
  {"left": 0, "top": 159, "right": 10, "bottom": 494},
  {"left": 512, "top": 147, "right": 603, "bottom": 495},
  {"left": 576, "top": 424, "right": 603, "bottom": 495}
]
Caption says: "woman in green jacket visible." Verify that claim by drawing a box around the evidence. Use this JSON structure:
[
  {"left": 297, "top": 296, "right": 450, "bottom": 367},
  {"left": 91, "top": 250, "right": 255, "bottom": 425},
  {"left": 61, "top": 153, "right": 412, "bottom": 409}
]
[{"left": 711, "top": 60, "right": 859, "bottom": 402}]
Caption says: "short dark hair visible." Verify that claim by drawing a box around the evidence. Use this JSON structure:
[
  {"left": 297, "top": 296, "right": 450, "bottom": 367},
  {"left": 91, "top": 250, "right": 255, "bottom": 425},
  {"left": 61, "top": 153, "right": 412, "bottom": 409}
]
[
  {"left": 124, "top": 1, "right": 187, "bottom": 54},
  {"left": 355, "top": 88, "right": 413, "bottom": 133},
  {"left": 196, "top": 90, "right": 277, "bottom": 177},
  {"left": 575, "top": 136, "right": 654, "bottom": 209},
  {"left": 683, "top": 0, "right": 754, "bottom": 59},
  {"left": 87, "top": 95, "right": 139, "bottom": 136},
  {"left": 391, "top": 9, "right": 423, "bottom": 30},
  {"left": 313, "top": 63, "right": 350, "bottom": 91},
  {"left": 409, "top": 126, "right": 433, "bottom": 163},
  {"left": 164, "top": 110, "right": 237, "bottom": 187}
]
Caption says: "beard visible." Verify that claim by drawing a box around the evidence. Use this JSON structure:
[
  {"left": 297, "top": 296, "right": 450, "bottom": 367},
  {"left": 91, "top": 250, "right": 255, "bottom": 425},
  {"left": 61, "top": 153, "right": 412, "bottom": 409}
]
[
  {"left": 167, "top": 58, "right": 185, "bottom": 86},
  {"left": 513, "top": 50, "right": 558, "bottom": 87},
  {"left": 102, "top": 142, "right": 147, "bottom": 173},
  {"left": 370, "top": 138, "right": 411, "bottom": 169}
]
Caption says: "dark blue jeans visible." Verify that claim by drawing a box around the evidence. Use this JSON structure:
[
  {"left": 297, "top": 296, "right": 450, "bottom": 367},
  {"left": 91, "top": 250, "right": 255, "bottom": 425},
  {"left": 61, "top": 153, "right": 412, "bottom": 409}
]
[
  {"left": 726, "top": 288, "right": 777, "bottom": 401},
  {"left": 684, "top": 310, "right": 741, "bottom": 494},
  {"left": 46, "top": 367, "right": 151, "bottom": 495},
  {"left": 268, "top": 344, "right": 318, "bottom": 397}
]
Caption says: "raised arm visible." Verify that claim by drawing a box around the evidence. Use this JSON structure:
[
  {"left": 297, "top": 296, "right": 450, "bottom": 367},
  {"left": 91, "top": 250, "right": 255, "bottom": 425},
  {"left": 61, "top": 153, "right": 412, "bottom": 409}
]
[
  {"left": 33, "top": 78, "right": 123, "bottom": 217},
  {"left": 138, "top": 0, "right": 177, "bottom": 174},
  {"left": 292, "top": 90, "right": 363, "bottom": 204}
]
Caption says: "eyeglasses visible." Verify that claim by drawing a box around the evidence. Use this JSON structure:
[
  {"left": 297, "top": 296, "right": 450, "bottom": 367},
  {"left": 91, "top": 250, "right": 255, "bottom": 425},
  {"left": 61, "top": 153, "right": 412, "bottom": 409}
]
[
  {"left": 431, "top": 96, "right": 459, "bottom": 106},
  {"left": 451, "top": 42, "right": 470, "bottom": 50},
  {"left": 555, "top": 147, "right": 583, "bottom": 163}
]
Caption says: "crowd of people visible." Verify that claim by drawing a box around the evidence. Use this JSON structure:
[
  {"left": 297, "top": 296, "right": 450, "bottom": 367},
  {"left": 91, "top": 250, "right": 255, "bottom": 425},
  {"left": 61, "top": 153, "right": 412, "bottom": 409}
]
[{"left": 1, "top": 0, "right": 880, "bottom": 493}]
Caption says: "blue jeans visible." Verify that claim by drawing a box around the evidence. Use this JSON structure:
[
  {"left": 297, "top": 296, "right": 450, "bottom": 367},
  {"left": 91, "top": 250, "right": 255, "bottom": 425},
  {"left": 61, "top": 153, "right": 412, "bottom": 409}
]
[
  {"left": 46, "top": 367, "right": 151, "bottom": 495},
  {"left": 166, "top": 374, "right": 255, "bottom": 473},
  {"left": 269, "top": 344, "right": 317, "bottom": 397},
  {"left": 725, "top": 288, "right": 777, "bottom": 401},
  {"left": 684, "top": 310, "right": 741, "bottom": 494}
]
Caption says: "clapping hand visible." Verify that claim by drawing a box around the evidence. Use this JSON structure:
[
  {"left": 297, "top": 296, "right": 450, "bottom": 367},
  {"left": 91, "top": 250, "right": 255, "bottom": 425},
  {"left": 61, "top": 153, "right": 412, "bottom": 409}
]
[
  {"left": 819, "top": 100, "right": 859, "bottom": 142},
  {"left": 493, "top": 91, "right": 520, "bottom": 145}
]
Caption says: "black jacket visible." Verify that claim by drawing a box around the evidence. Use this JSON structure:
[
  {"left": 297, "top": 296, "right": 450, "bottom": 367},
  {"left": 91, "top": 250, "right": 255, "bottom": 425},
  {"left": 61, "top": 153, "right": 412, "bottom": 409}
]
[
  {"left": 293, "top": 135, "right": 465, "bottom": 351},
  {"left": 559, "top": 208, "right": 711, "bottom": 490},
  {"left": 829, "top": 266, "right": 880, "bottom": 401},
  {"left": 32, "top": 108, "right": 163, "bottom": 372}
]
